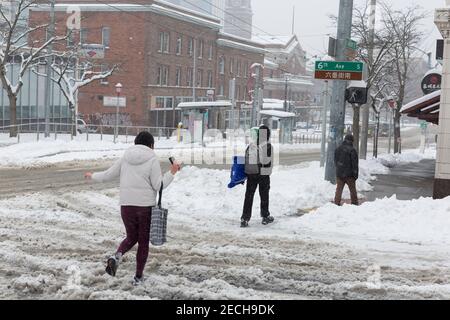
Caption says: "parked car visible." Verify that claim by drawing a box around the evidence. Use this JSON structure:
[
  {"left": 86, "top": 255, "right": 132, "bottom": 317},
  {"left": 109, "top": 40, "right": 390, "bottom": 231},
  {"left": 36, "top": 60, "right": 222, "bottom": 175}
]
[{"left": 77, "top": 119, "right": 97, "bottom": 134}]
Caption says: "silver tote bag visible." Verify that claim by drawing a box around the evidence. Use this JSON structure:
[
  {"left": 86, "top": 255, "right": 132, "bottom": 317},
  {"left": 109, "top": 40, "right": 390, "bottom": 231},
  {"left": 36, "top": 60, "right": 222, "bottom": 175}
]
[{"left": 150, "top": 183, "right": 168, "bottom": 246}]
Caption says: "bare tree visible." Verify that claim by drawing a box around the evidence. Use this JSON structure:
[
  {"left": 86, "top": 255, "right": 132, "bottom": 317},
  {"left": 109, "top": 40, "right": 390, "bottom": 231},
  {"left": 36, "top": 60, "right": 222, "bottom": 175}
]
[
  {"left": 380, "top": 2, "right": 426, "bottom": 153},
  {"left": 34, "top": 50, "right": 117, "bottom": 135},
  {"left": 0, "top": 0, "right": 66, "bottom": 137}
]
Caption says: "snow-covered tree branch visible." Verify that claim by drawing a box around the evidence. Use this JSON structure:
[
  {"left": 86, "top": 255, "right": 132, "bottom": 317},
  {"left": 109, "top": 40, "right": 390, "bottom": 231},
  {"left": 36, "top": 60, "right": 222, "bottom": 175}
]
[{"left": 0, "top": 0, "right": 67, "bottom": 137}]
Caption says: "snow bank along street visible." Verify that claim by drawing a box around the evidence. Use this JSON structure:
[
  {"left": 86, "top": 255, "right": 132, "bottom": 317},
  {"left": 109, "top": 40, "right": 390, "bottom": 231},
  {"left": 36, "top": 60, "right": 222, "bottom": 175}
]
[{"left": 1, "top": 147, "right": 449, "bottom": 299}]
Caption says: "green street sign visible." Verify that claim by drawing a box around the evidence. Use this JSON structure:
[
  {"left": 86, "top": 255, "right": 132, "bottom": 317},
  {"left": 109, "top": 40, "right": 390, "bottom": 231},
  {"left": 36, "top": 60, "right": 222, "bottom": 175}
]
[
  {"left": 346, "top": 39, "right": 357, "bottom": 50},
  {"left": 315, "top": 61, "right": 363, "bottom": 72},
  {"left": 420, "top": 121, "right": 428, "bottom": 129}
]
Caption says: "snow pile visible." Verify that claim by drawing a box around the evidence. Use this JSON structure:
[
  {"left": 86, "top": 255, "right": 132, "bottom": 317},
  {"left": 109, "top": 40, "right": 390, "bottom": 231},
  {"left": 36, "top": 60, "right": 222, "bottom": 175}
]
[
  {"left": 0, "top": 139, "right": 130, "bottom": 167},
  {"left": 300, "top": 196, "right": 450, "bottom": 247},
  {"left": 165, "top": 161, "right": 378, "bottom": 226},
  {"left": 376, "top": 148, "right": 436, "bottom": 168}
]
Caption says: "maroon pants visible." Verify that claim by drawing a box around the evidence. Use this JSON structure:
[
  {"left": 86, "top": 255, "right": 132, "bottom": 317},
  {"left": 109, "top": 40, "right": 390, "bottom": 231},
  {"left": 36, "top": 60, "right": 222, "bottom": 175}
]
[{"left": 117, "top": 206, "right": 151, "bottom": 278}]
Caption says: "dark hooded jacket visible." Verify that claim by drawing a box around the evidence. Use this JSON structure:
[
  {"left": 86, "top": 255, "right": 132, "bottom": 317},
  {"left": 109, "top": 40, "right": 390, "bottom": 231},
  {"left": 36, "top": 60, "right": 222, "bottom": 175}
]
[{"left": 334, "top": 137, "right": 359, "bottom": 179}]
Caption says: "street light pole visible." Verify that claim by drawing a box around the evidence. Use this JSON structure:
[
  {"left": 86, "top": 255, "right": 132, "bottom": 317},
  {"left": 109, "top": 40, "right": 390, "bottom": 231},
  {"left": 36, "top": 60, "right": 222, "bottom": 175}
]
[
  {"left": 44, "top": 0, "right": 56, "bottom": 138},
  {"left": 284, "top": 74, "right": 289, "bottom": 111},
  {"left": 325, "top": 0, "right": 354, "bottom": 183},
  {"left": 320, "top": 80, "right": 329, "bottom": 167},
  {"left": 114, "top": 83, "right": 122, "bottom": 144},
  {"left": 192, "top": 38, "right": 197, "bottom": 101}
]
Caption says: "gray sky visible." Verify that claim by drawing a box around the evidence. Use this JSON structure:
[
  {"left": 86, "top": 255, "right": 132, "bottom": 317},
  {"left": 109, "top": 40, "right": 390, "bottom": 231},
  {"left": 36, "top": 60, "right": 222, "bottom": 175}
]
[{"left": 252, "top": 0, "right": 445, "bottom": 59}]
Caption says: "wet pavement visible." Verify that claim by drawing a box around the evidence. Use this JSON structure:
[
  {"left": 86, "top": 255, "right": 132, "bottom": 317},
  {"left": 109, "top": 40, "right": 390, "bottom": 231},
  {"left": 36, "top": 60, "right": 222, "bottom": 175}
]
[{"left": 363, "top": 159, "right": 435, "bottom": 201}]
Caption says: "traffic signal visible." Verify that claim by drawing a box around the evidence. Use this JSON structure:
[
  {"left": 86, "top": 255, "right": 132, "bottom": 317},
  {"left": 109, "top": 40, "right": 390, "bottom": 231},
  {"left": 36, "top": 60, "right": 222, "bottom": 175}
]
[{"left": 345, "top": 86, "right": 368, "bottom": 105}]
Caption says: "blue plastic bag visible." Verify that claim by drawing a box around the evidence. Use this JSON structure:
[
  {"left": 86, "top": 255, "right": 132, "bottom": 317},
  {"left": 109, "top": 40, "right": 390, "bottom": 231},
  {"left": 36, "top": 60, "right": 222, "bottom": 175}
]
[{"left": 228, "top": 156, "right": 247, "bottom": 189}]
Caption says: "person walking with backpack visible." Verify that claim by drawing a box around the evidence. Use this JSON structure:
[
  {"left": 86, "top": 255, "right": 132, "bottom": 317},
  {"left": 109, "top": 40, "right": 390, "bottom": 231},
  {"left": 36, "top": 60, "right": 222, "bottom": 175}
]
[
  {"left": 241, "top": 125, "right": 275, "bottom": 228},
  {"left": 334, "top": 134, "right": 359, "bottom": 206},
  {"left": 84, "top": 132, "right": 180, "bottom": 285}
]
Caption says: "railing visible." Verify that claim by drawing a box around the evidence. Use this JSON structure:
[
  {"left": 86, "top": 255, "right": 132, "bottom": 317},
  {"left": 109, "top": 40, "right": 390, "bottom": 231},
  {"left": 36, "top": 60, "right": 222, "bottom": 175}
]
[
  {"left": 0, "top": 123, "right": 322, "bottom": 146},
  {"left": 0, "top": 122, "right": 176, "bottom": 144},
  {"left": 292, "top": 132, "right": 322, "bottom": 144}
]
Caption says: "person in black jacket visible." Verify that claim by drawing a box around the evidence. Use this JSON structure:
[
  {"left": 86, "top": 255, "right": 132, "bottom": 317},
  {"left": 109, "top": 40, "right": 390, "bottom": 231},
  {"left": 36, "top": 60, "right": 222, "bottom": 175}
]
[
  {"left": 241, "top": 125, "right": 275, "bottom": 228},
  {"left": 334, "top": 134, "right": 359, "bottom": 206}
]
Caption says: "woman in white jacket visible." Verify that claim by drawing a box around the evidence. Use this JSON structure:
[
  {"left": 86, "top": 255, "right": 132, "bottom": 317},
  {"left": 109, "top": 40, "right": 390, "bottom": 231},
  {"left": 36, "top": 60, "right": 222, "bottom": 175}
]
[{"left": 85, "top": 131, "right": 180, "bottom": 285}]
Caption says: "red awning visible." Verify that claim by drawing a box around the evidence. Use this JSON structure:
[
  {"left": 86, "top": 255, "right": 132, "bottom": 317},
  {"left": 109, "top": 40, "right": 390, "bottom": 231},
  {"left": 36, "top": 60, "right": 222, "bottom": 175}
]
[{"left": 400, "top": 90, "right": 440, "bottom": 124}]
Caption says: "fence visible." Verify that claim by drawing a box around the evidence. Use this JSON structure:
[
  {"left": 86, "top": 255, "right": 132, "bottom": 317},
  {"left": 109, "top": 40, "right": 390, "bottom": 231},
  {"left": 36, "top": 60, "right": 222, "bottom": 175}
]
[
  {"left": 0, "top": 122, "right": 176, "bottom": 144},
  {"left": 292, "top": 133, "right": 322, "bottom": 144}
]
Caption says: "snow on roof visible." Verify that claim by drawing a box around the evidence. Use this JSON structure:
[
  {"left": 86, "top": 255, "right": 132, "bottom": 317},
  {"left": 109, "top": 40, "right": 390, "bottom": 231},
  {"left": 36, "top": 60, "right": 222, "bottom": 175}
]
[
  {"left": 400, "top": 90, "right": 441, "bottom": 113},
  {"left": 155, "top": 0, "right": 221, "bottom": 23},
  {"left": 263, "top": 99, "right": 285, "bottom": 110},
  {"left": 253, "top": 35, "right": 294, "bottom": 46},
  {"left": 264, "top": 77, "right": 314, "bottom": 87},
  {"left": 36, "top": 3, "right": 221, "bottom": 30},
  {"left": 216, "top": 38, "right": 266, "bottom": 54},
  {"left": 264, "top": 58, "right": 279, "bottom": 69},
  {"left": 260, "top": 110, "right": 296, "bottom": 118},
  {"left": 177, "top": 101, "right": 232, "bottom": 109}
]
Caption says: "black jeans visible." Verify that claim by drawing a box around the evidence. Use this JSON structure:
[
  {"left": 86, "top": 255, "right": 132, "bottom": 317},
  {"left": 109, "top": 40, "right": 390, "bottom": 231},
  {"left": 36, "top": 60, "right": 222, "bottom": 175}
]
[{"left": 242, "top": 174, "right": 270, "bottom": 221}]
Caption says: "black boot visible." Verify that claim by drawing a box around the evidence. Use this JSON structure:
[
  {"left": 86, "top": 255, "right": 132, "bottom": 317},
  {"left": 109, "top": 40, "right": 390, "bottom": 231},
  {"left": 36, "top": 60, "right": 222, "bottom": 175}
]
[
  {"left": 105, "top": 254, "right": 120, "bottom": 277},
  {"left": 240, "top": 219, "right": 249, "bottom": 228},
  {"left": 262, "top": 216, "right": 274, "bottom": 225}
]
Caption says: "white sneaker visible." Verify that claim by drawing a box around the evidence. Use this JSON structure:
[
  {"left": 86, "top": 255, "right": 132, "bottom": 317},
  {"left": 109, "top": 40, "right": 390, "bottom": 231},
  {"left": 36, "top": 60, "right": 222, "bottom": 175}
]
[{"left": 132, "top": 275, "right": 144, "bottom": 286}]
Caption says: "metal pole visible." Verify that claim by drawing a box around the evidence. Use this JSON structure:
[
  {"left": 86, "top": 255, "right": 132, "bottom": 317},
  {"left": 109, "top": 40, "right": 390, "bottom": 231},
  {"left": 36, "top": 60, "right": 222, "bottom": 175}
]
[
  {"left": 320, "top": 80, "right": 329, "bottom": 167},
  {"left": 43, "top": 0, "right": 56, "bottom": 138},
  {"left": 388, "top": 108, "right": 392, "bottom": 154},
  {"left": 251, "top": 66, "right": 260, "bottom": 128},
  {"left": 360, "top": 0, "right": 376, "bottom": 160},
  {"left": 192, "top": 39, "right": 197, "bottom": 102},
  {"left": 229, "top": 78, "right": 236, "bottom": 129},
  {"left": 74, "top": 57, "right": 79, "bottom": 136},
  {"left": 115, "top": 93, "right": 119, "bottom": 143},
  {"left": 325, "top": 0, "right": 354, "bottom": 183},
  {"left": 284, "top": 75, "right": 288, "bottom": 111}
]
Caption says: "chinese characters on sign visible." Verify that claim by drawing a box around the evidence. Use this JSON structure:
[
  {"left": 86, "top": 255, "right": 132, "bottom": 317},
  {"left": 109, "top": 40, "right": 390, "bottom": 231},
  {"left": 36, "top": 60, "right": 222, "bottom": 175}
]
[{"left": 314, "top": 70, "right": 363, "bottom": 81}]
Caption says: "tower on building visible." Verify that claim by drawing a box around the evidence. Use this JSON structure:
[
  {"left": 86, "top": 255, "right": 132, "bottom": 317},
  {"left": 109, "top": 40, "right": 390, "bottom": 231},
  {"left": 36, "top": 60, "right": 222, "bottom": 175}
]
[{"left": 224, "top": 0, "right": 252, "bottom": 39}]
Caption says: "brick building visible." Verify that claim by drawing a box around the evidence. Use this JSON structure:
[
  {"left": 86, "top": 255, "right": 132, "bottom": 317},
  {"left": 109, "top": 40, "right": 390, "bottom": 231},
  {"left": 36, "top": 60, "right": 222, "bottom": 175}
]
[
  {"left": 253, "top": 34, "right": 314, "bottom": 109},
  {"left": 30, "top": 0, "right": 265, "bottom": 129}
]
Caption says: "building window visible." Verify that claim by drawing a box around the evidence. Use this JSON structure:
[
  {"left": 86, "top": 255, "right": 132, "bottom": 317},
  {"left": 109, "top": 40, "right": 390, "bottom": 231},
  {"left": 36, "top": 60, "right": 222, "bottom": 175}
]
[
  {"left": 237, "top": 86, "right": 241, "bottom": 100},
  {"left": 198, "top": 39, "right": 204, "bottom": 59},
  {"left": 187, "top": 67, "right": 193, "bottom": 86},
  {"left": 175, "top": 67, "right": 182, "bottom": 87},
  {"left": 159, "top": 32, "right": 170, "bottom": 53},
  {"left": 237, "top": 60, "right": 241, "bottom": 77},
  {"left": 80, "top": 28, "right": 88, "bottom": 44},
  {"left": 176, "top": 36, "right": 182, "bottom": 55},
  {"left": 244, "top": 62, "right": 248, "bottom": 78},
  {"left": 197, "top": 69, "right": 203, "bottom": 87},
  {"left": 157, "top": 65, "right": 169, "bottom": 86},
  {"left": 219, "top": 57, "right": 225, "bottom": 75},
  {"left": 207, "top": 70, "right": 213, "bottom": 88},
  {"left": 208, "top": 43, "right": 213, "bottom": 60},
  {"left": 102, "top": 27, "right": 110, "bottom": 48},
  {"left": 155, "top": 97, "right": 173, "bottom": 109},
  {"left": 219, "top": 84, "right": 224, "bottom": 96},
  {"left": 188, "top": 37, "right": 193, "bottom": 56},
  {"left": 230, "top": 58, "right": 234, "bottom": 74},
  {"left": 100, "top": 64, "right": 109, "bottom": 84}
]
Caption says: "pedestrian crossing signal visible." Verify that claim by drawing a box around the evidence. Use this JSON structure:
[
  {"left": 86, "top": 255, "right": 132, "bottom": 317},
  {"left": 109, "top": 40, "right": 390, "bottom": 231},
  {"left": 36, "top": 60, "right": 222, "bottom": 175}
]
[{"left": 345, "top": 87, "right": 368, "bottom": 105}]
